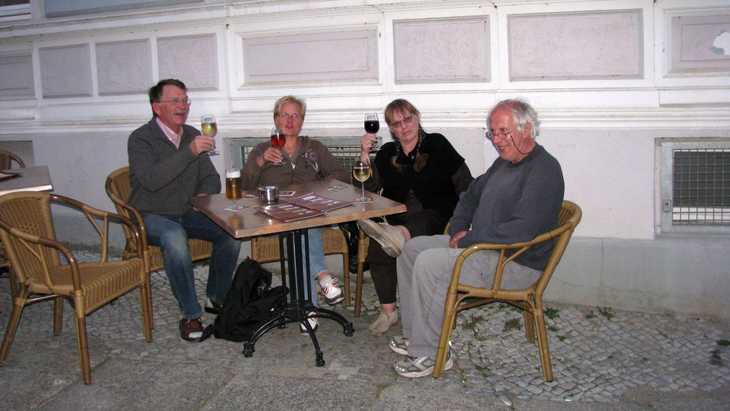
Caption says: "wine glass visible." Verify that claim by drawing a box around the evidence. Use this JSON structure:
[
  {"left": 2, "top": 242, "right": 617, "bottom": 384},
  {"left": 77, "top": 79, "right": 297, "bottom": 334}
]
[
  {"left": 270, "top": 126, "right": 287, "bottom": 167},
  {"left": 364, "top": 113, "right": 380, "bottom": 153},
  {"left": 201, "top": 114, "right": 219, "bottom": 156},
  {"left": 352, "top": 160, "right": 372, "bottom": 202}
]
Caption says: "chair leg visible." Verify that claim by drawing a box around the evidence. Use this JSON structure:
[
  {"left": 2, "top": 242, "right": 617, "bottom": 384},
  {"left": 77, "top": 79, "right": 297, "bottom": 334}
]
[
  {"left": 353, "top": 230, "right": 368, "bottom": 317},
  {"left": 342, "top": 254, "right": 351, "bottom": 307},
  {"left": 523, "top": 309, "right": 536, "bottom": 343},
  {"left": 433, "top": 295, "right": 459, "bottom": 378},
  {"left": 146, "top": 273, "right": 155, "bottom": 330},
  {"left": 139, "top": 283, "right": 153, "bottom": 343},
  {"left": 354, "top": 261, "right": 365, "bottom": 317},
  {"left": 73, "top": 307, "right": 92, "bottom": 385},
  {"left": 53, "top": 296, "right": 64, "bottom": 336},
  {"left": 533, "top": 308, "right": 554, "bottom": 382},
  {"left": 0, "top": 288, "right": 28, "bottom": 362}
]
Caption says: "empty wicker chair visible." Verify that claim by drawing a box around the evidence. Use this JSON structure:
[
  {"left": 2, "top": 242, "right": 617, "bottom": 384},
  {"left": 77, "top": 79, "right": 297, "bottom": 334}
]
[
  {"left": 433, "top": 201, "right": 582, "bottom": 381},
  {"left": 0, "top": 191, "right": 152, "bottom": 384},
  {"left": 0, "top": 148, "right": 25, "bottom": 170},
  {"left": 0, "top": 148, "right": 25, "bottom": 272}
]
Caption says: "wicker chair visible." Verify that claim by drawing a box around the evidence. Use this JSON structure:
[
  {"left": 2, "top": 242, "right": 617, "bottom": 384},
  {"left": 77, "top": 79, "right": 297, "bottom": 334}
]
[
  {"left": 0, "top": 148, "right": 26, "bottom": 170},
  {"left": 0, "top": 149, "right": 25, "bottom": 271},
  {"left": 0, "top": 192, "right": 152, "bottom": 385},
  {"left": 105, "top": 166, "right": 213, "bottom": 272},
  {"left": 105, "top": 167, "right": 213, "bottom": 327},
  {"left": 251, "top": 227, "right": 350, "bottom": 303},
  {"left": 433, "top": 201, "right": 582, "bottom": 381}
]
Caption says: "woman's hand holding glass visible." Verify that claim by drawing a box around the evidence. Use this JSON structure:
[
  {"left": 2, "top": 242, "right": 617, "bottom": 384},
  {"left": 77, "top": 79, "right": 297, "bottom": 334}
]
[
  {"left": 260, "top": 146, "right": 285, "bottom": 166},
  {"left": 360, "top": 133, "right": 378, "bottom": 162}
]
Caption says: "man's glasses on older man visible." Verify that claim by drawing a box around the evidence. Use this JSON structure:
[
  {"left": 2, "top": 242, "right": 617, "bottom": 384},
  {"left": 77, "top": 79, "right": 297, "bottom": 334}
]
[{"left": 485, "top": 128, "right": 513, "bottom": 141}]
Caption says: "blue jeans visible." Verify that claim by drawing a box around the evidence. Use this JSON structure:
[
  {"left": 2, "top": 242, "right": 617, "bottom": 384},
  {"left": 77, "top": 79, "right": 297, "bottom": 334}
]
[
  {"left": 304, "top": 228, "right": 328, "bottom": 307},
  {"left": 143, "top": 210, "right": 241, "bottom": 320}
]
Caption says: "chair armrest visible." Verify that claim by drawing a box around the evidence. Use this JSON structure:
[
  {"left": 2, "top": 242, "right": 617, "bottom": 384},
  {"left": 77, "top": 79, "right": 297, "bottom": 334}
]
[
  {"left": 104, "top": 186, "right": 149, "bottom": 242},
  {"left": 451, "top": 222, "right": 573, "bottom": 291},
  {"left": 0, "top": 219, "right": 82, "bottom": 291},
  {"left": 50, "top": 194, "right": 145, "bottom": 262}
]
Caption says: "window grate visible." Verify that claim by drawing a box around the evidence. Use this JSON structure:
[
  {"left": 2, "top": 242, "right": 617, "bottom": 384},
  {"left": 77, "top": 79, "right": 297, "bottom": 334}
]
[
  {"left": 671, "top": 148, "right": 730, "bottom": 225},
  {"left": 235, "top": 137, "right": 364, "bottom": 172}
]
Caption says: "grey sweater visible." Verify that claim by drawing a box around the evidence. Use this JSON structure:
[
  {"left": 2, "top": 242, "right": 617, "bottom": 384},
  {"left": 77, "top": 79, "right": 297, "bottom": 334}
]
[
  {"left": 128, "top": 118, "right": 221, "bottom": 216},
  {"left": 448, "top": 144, "right": 564, "bottom": 270}
]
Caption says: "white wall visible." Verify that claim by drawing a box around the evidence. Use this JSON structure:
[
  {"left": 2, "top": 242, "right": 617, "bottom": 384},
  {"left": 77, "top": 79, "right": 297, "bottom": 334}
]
[{"left": 1, "top": 0, "right": 729, "bottom": 318}]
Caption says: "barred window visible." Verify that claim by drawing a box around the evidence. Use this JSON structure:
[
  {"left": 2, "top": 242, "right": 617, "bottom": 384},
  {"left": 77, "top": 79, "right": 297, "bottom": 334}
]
[
  {"left": 659, "top": 139, "right": 730, "bottom": 234},
  {"left": 229, "top": 136, "right": 363, "bottom": 172},
  {"left": 0, "top": 0, "right": 30, "bottom": 20}
]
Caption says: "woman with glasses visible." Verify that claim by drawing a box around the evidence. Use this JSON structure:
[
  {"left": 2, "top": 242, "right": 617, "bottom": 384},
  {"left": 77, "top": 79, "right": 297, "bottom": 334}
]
[
  {"left": 356, "top": 98, "right": 473, "bottom": 335},
  {"left": 242, "top": 95, "right": 350, "bottom": 331}
]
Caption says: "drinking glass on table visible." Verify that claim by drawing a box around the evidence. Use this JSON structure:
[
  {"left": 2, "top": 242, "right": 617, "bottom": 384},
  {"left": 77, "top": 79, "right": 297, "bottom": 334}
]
[
  {"left": 352, "top": 160, "right": 372, "bottom": 203},
  {"left": 201, "top": 114, "right": 219, "bottom": 156},
  {"left": 364, "top": 113, "right": 381, "bottom": 153}
]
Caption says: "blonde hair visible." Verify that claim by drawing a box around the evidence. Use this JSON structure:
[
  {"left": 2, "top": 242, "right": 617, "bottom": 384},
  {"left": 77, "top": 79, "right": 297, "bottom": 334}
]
[{"left": 273, "top": 95, "right": 306, "bottom": 120}]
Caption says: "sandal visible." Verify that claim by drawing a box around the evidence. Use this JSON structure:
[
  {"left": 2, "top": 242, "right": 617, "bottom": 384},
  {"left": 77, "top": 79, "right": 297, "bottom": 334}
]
[{"left": 179, "top": 318, "right": 204, "bottom": 342}]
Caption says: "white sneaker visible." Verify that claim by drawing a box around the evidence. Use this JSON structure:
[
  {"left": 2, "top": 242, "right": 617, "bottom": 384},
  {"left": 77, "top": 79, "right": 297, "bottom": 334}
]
[
  {"left": 299, "top": 312, "right": 319, "bottom": 334},
  {"left": 394, "top": 352, "right": 453, "bottom": 378},
  {"left": 388, "top": 336, "right": 410, "bottom": 356},
  {"left": 319, "top": 273, "right": 344, "bottom": 305},
  {"left": 357, "top": 220, "right": 406, "bottom": 257}
]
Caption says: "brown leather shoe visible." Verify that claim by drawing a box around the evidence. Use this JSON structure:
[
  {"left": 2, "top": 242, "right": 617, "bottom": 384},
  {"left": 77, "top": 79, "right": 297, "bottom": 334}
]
[{"left": 179, "top": 318, "right": 204, "bottom": 342}]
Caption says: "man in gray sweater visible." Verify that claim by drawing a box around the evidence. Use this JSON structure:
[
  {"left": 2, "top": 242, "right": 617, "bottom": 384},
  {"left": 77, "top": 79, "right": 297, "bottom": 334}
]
[
  {"left": 128, "top": 79, "right": 241, "bottom": 342},
  {"left": 390, "top": 99, "right": 565, "bottom": 377}
]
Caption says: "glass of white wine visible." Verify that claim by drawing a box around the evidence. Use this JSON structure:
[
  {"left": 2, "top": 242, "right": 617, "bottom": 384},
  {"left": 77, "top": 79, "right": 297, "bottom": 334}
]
[
  {"left": 352, "top": 160, "right": 372, "bottom": 202},
  {"left": 201, "top": 114, "right": 218, "bottom": 156}
]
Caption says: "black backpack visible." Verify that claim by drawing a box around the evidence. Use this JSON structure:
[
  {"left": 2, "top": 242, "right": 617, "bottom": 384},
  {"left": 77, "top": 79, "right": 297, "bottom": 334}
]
[{"left": 212, "top": 258, "right": 288, "bottom": 342}]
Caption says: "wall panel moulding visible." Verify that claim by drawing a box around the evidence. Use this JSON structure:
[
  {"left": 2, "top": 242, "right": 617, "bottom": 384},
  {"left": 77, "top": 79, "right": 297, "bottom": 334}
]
[
  {"left": 508, "top": 9, "right": 643, "bottom": 81},
  {"left": 669, "top": 12, "right": 730, "bottom": 76},
  {"left": 393, "top": 16, "right": 491, "bottom": 84}
]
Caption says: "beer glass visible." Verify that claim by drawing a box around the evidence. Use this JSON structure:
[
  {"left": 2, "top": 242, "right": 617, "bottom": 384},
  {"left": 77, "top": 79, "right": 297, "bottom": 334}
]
[{"left": 225, "top": 169, "right": 241, "bottom": 199}]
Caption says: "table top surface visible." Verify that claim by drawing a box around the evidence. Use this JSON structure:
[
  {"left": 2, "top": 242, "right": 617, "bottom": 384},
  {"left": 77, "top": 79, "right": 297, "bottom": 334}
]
[
  {"left": 0, "top": 165, "right": 53, "bottom": 196},
  {"left": 192, "top": 177, "right": 406, "bottom": 239}
]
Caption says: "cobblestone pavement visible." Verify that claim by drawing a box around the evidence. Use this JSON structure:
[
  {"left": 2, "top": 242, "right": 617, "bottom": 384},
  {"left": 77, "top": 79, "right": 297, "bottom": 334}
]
[
  {"left": 353, "top": 272, "right": 730, "bottom": 404},
  {"left": 1, "top": 257, "right": 729, "bottom": 409}
]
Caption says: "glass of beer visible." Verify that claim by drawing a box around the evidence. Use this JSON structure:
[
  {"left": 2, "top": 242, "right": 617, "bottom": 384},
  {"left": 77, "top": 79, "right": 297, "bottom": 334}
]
[
  {"left": 352, "top": 160, "right": 372, "bottom": 202},
  {"left": 225, "top": 169, "right": 241, "bottom": 200},
  {"left": 201, "top": 114, "right": 219, "bottom": 156}
]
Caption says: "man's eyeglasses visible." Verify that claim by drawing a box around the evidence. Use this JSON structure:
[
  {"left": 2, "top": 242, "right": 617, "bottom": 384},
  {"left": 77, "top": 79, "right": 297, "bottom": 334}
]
[
  {"left": 485, "top": 128, "right": 513, "bottom": 141},
  {"left": 158, "top": 98, "right": 192, "bottom": 106},
  {"left": 388, "top": 115, "right": 415, "bottom": 130}
]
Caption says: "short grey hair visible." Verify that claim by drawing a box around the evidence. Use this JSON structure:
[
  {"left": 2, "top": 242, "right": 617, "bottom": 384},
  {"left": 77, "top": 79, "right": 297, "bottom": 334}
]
[{"left": 488, "top": 99, "right": 540, "bottom": 139}]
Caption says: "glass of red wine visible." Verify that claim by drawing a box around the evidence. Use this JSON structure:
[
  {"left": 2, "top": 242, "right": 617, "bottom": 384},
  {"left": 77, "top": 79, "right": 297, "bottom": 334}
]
[
  {"left": 364, "top": 113, "right": 380, "bottom": 153},
  {"left": 270, "top": 126, "right": 287, "bottom": 166},
  {"left": 270, "top": 126, "right": 285, "bottom": 149}
]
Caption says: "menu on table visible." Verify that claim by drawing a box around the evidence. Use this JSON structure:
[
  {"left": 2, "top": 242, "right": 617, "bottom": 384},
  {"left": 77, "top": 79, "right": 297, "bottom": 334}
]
[
  {"left": 284, "top": 192, "right": 352, "bottom": 213},
  {"left": 256, "top": 203, "right": 324, "bottom": 222},
  {"left": 256, "top": 192, "right": 352, "bottom": 222}
]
